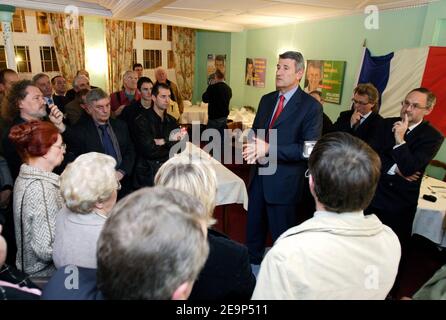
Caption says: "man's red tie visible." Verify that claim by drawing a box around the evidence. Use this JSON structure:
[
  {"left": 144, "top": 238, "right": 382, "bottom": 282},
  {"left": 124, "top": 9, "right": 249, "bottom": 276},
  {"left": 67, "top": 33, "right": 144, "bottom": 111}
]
[{"left": 269, "top": 95, "right": 285, "bottom": 129}]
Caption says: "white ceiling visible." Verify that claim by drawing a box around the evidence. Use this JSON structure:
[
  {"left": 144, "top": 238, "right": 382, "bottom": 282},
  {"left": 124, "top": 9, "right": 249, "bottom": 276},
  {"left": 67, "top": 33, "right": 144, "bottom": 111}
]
[{"left": 3, "top": 0, "right": 436, "bottom": 32}]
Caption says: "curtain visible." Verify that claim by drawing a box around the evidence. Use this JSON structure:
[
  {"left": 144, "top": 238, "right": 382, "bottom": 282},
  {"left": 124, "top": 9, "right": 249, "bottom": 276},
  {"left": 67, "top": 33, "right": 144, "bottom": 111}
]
[
  {"left": 172, "top": 27, "right": 195, "bottom": 101},
  {"left": 48, "top": 13, "right": 85, "bottom": 85},
  {"left": 105, "top": 20, "right": 134, "bottom": 93}
]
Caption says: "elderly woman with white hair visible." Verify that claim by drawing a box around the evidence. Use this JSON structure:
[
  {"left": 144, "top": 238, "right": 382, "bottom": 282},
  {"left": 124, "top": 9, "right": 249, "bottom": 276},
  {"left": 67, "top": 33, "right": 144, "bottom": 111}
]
[
  {"left": 53, "top": 152, "right": 120, "bottom": 269},
  {"left": 154, "top": 155, "right": 256, "bottom": 300}
]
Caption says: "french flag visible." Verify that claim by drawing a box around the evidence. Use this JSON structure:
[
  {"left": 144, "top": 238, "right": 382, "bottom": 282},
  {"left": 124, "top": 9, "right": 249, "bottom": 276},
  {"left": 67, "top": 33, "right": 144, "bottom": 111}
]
[{"left": 356, "top": 46, "right": 446, "bottom": 135}]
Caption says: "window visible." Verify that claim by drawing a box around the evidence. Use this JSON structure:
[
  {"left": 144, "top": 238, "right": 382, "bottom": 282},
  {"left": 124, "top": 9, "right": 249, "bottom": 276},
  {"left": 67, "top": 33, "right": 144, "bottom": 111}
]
[
  {"left": 0, "top": 46, "right": 7, "bottom": 69},
  {"left": 143, "top": 23, "right": 161, "bottom": 40},
  {"left": 36, "top": 12, "right": 50, "bottom": 34},
  {"left": 168, "top": 50, "right": 174, "bottom": 69},
  {"left": 143, "top": 50, "right": 161, "bottom": 69},
  {"left": 40, "top": 46, "right": 59, "bottom": 72},
  {"left": 132, "top": 49, "right": 137, "bottom": 66},
  {"left": 14, "top": 46, "right": 31, "bottom": 73},
  {"left": 167, "top": 25, "right": 173, "bottom": 41},
  {"left": 0, "top": 9, "right": 27, "bottom": 32}
]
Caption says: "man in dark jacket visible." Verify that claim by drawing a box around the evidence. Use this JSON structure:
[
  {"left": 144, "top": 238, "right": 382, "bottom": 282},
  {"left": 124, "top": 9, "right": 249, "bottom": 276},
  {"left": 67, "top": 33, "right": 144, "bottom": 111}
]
[
  {"left": 64, "top": 88, "right": 135, "bottom": 198},
  {"left": 202, "top": 69, "right": 232, "bottom": 148},
  {"left": 132, "top": 83, "right": 185, "bottom": 188},
  {"left": 331, "top": 83, "right": 383, "bottom": 150}
]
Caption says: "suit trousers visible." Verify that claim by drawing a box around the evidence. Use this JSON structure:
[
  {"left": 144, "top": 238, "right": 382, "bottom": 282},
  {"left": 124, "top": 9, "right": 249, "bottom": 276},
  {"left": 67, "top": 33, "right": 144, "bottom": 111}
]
[{"left": 246, "top": 174, "right": 298, "bottom": 264}]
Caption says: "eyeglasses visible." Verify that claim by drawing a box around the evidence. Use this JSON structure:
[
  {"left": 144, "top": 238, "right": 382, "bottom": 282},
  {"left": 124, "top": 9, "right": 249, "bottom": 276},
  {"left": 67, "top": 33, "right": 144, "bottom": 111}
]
[
  {"left": 401, "top": 100, "right": 430, "bottom": 110},
  {"left": 52, "top": 143, "right": 66, "bottom": 151},
  {"left": 351, "top": 98, "right": 370, "bottom": 106},
  {"left": 116, "top": 180, "right": 122, "bottom": 191}
]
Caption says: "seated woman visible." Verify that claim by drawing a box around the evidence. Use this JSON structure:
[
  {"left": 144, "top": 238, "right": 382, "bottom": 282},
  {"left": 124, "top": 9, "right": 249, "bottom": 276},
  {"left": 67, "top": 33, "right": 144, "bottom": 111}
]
[
  {"left": 154, "top": 155, "right": 256, "bottom": 300},
  {"left": 53, "top": 152, "right": 119, "bottom": 269},
  {"left": 10, "top": 120, "right": 65, "bottom": 277}
]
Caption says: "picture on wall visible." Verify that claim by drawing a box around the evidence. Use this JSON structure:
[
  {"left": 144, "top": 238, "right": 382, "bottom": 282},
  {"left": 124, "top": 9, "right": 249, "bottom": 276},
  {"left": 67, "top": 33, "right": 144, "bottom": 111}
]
[
  {"left": 245, "top": 57, "right": 266, "bottom": 88},
  {"left": 207, "top": 54, "right": 227, "bottom": 85},
  {"left": 304, "top": 60, "right": 346, "bottom": 104}
]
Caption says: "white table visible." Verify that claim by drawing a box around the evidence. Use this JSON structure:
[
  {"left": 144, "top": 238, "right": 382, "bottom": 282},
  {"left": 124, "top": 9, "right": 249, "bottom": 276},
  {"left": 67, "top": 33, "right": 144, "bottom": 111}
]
[
  {"left": 412, "top": 176, "right": 446, "bottom": 247},
  {"left": 179, "top": 104, "right": 208, "bottom": 124},
  {"left": 180, "top": 142, "right": 248, "bottom": 210}
]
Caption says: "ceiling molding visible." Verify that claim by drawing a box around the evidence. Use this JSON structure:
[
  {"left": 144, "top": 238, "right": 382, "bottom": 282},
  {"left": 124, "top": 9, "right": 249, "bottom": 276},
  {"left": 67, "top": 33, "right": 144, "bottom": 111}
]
[
  {"left": 0, "top": 0, "right": 112, "bottom": 17},
  {"left": 134, "top": 14, "right": 244, "bottom": 32}
]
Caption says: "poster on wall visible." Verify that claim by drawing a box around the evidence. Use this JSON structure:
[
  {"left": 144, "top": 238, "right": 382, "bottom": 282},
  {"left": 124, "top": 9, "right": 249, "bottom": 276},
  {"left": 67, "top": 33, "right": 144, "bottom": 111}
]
[
  {"left": 245, "top": 58, "right": 266, "bottom": 88},
  {"left": 304, "top": 60, "right": 346, "bottom": 104},
  {"left": 207, "top": 54, "right": 227, "bottom": 85}
]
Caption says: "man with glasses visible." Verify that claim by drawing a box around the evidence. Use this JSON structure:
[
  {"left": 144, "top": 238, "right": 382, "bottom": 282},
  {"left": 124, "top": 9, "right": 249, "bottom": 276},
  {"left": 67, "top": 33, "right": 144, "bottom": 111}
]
[
  {"left": 331, "top": 83, "right": 383, "bottom": 149},
  {"left": 366, "top": 88, "right": 443, "bottom": 252}
]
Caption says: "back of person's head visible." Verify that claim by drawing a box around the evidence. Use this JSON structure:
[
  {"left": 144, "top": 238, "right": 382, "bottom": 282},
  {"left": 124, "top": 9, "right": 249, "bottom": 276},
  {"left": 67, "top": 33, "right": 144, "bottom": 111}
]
[
  {"left": 60, "top": 152, "right": 117, "bottom": 213},
  {"left": 354, "top": 83, "right": 379, "bottom": 112},
  {"left": 137, "top": 76, "right": 153, "bottom": 91},
  {"left": 155, "top": 155, "right": 217, "bottom": 226},
  {"left": 308, "top": 132, "right": 381, "bottom": 213},
  {"left": 86, "top": 88, "right": 108, "bottom": 106},
  {"left": 96, "top": 187, "right": 209, "bottom": 300},
  {"left": 133, "top": 63, "right": 143, "bottom": 70},
  {"left": 309, "top": 90, "right": 323, "bottom": 103},
  {"left": 76, "top": 69, "right": 90, "bottom": 78},
  {"left": 279, "top": 51, "right": 305, "bottom": 71},
  {"left": 214, "top": 69, "right": 225, "bottom": 81},
  {"left": 409, "top": 87, "right": 436, "bottom": 109},
  {"left": 8, "top": 120, "right": 59, "bottom": 162},
  {"left": 151, "top": 82, "right": 170, "bottom": 97}
]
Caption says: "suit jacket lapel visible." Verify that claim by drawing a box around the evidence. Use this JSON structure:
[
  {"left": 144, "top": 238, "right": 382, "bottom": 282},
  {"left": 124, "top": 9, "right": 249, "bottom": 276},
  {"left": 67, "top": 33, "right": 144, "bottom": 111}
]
[{"left": 271, "top": 87, "right": 302, "bottom": 128}]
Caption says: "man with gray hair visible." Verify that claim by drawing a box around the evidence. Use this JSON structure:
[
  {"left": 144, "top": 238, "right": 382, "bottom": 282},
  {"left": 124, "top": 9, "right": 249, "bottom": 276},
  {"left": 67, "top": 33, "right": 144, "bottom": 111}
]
[
  {"left": 64, "top": 88, "right": 135, "bottom": 198},
  {"left": 110, "top": 70, "right": 140, "bottom": 117},
  {"left": 154, "top": 66, "right": 183, "bottom": 114},
  {"left": 65, "top": 74, "right": 92, "bottom": 103},
  {"left": 242, "top": 51, "right": 323, "bottom": 266},
  {"left": 42, "top": 187, "right": 209, "bottom": 300}
]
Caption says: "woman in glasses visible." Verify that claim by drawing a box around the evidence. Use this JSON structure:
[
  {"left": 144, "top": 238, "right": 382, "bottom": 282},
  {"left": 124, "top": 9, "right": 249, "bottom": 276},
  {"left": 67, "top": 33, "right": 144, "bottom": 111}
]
[
  {"left": 53, "top": 152, "right": 119, "bottom": 269},
  {"left": 9, "top": 120, "right": 66, "bottom": 277}
]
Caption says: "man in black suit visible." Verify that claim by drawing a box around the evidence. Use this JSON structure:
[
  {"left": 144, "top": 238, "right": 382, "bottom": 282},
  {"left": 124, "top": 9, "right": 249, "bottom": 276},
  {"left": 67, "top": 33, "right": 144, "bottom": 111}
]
[
  {"left": 51, "top": 75, "right": 68, "bottom": 110},
  {"left": 331, "top": 83, "right": 383, "bottom": 149},
  {"left": 65, "top": 88, "right": 135, "bottom": 198},
  {"left": 242, "top": 51, "right": 323, "bottom": 264},
  {"left": 366, "top": 87, "right": 444, "bottom": 248}
]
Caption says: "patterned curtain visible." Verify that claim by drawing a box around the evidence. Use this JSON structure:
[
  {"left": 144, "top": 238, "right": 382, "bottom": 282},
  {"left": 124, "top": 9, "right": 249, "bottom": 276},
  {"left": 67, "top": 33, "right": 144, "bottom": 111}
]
[
  {"left": 48, "top": 13, "right": 85, "bottom": 85},
  {"left": 172, "top": 27, "right": 196, "bottom": 101},
  {"left": 105, "top": 20, "right": 134, "bottom": 93}
]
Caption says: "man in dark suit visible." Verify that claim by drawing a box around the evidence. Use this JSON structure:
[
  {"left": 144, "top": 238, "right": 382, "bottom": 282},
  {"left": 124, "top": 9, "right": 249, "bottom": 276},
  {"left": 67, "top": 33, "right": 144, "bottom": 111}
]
[
  {"left": 51, "top": 75, "right": 68, "bottom": 110},
  {"left": 242, "top": 51, "right": 323, "bottom": 264},
  {"left": 366, "top": 87, "right": 444, "bottom": 248},
  {"left": 65, "top": 88, "right": 135, "bottom": 198},
  {"left": 331, "top": 83, "right": 383, "bottom": 149}
]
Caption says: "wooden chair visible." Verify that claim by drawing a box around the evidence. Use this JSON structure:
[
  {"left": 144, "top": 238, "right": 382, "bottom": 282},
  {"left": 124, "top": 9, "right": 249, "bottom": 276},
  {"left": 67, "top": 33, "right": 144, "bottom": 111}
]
[{"left": 429, "top": 160, "right": 446, "bottom": 181}]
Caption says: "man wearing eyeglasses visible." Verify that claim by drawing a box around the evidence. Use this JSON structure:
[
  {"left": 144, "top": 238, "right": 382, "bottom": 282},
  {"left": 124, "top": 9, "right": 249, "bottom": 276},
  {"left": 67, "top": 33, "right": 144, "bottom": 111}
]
[
  {"left": 331, "top": 83, "right": 383, "bottom": 149},
  {"left": 366, "top": 88, "right": 443, "bottom": 253}
]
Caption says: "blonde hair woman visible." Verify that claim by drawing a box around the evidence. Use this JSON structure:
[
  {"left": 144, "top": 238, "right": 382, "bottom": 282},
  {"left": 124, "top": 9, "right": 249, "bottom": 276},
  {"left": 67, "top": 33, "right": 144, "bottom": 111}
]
[
  {"left": 53, "top": 152, "right": 119, "bottom": 269},
  {"left": 155, "top": 155, "right": 256, "bottom": 300}
]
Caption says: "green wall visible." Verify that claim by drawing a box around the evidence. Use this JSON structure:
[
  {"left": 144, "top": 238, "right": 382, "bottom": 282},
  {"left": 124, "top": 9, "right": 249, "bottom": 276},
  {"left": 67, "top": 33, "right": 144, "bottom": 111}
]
[
  {"left": 195, "top": 1, "right": 446, "bottom": 179},
  {"left": 84, "top": 16, "right": 108, "bottom": 91},
  {"left": 193, "top": 31, "right": 232, "bottom": 104}
]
